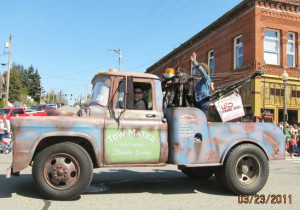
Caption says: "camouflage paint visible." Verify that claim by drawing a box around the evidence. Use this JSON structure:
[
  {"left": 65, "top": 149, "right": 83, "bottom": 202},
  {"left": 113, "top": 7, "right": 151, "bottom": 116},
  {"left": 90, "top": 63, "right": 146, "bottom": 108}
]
[{"left": 165, "top": 107, "right": 285, "bottom": 165}]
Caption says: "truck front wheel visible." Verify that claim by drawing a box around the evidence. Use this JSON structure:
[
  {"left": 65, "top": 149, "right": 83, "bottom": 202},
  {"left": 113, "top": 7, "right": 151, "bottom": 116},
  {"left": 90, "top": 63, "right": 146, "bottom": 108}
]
[
  {"left": 32, "top": 142, "right": 93, "bottom": 200},
  {"left": 180, "top": 167, "right": 213, "bottom": 179},
  {"left": 219, "top": 143, "right": 269, "bottom": 195}
]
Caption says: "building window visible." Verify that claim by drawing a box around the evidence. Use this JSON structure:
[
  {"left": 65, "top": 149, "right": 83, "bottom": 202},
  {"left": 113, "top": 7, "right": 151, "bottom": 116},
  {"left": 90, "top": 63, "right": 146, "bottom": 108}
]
[
  {"left": 234, "top": 35, "right": 243, "bottom": 69},
  {"left": 208, "top": 50, "right": 215, "bottom": 75},
  {"left": 270, "top": 88, "right": 283, "bottom": 96},
  {"left": 287, "top": 32, "right": 295, "bottom": 67},
  {"left": 291, "top": 90, "right": 300, "bottom": 98},
  {"left": 264, "top": 29, "right": 280, "bottom": 65}
]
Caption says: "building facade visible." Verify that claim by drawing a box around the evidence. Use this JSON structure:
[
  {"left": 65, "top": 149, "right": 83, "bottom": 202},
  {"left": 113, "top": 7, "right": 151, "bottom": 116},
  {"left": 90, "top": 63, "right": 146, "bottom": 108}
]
[{"left": 146, "top": 0, "right": 300, "bottom": 124}]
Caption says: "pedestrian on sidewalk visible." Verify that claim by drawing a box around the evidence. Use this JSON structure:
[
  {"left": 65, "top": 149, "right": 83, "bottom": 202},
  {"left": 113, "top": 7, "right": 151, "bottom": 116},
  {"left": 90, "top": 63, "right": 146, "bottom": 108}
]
[
  {"left": 290, "top": 134, "right": 297, "bottom": 158},
  {"left": 284, "top": 125, "right": 291, "bottom": 154}
]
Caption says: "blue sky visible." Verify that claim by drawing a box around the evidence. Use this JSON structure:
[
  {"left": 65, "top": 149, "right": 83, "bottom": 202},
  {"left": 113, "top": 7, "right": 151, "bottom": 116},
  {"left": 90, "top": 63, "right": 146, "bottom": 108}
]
[{"left": 0, "top": 0, "right": 242, "bottom": 104}]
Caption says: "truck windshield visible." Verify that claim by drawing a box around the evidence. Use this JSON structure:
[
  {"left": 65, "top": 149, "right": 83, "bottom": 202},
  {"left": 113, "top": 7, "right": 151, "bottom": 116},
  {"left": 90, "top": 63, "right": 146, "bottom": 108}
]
[
  {"left": 89, "top": 77, "right": 110, "bottom": 106},
  {"left": 0, "top": 109, "right": 10, "bottom": 115}
]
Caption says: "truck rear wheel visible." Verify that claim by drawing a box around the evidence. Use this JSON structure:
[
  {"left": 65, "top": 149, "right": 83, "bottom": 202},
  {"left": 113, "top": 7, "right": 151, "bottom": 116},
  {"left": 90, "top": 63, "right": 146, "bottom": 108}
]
[
  {"left": 32, "top": 142, "right": 93, "bottom": 200},
  {"left": 219, "top": 143, "right": 269, "bottom": 195},
  {"left": 180, "top": 167, "right": 213, "bottom": 179}
]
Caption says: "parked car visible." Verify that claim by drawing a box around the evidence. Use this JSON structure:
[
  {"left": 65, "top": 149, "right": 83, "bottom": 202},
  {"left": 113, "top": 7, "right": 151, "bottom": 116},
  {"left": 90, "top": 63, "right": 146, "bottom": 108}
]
[
  {"left": 0, "top": 107, "right": 46, "bottom": 119},
  {"left": 46, "top": 104, "right": 57, "bottom": 110},
  {"left": 56, "top": 103, "right": 62, "bottom": 108}
]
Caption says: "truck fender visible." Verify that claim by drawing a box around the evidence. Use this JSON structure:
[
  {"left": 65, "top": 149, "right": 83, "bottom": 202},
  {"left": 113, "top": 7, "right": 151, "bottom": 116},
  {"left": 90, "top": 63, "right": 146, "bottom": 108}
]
[
  {"left": 220, "top": 138, "right": 269, "bottom": 164},
  {"left": 31, "top": 131, "right": 100, "bottom": 164}
]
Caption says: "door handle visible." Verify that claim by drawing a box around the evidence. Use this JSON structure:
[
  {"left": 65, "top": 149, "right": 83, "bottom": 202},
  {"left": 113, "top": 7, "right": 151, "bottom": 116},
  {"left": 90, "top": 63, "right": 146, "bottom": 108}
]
[{"left": 146, "top": 114, "right": 156, "bottom": 118}]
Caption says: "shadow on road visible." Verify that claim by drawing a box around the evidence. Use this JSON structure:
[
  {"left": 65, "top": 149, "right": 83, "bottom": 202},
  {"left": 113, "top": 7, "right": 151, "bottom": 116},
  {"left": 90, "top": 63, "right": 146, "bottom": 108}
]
[
  {"left": 0, "top": 174, "right": 41, "bottom": 199},
  {"left": 0, "top": 169, "right": 232, "bottom": 200},
  {"left": 88, "top": 169, "right": 232, "bottom": 196}
]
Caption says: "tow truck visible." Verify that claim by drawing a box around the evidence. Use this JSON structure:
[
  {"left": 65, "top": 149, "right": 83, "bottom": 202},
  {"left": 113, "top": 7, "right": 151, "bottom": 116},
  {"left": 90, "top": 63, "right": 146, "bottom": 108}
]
[{"left": 7, "top": 70, "right": 285, "bottom": 200}]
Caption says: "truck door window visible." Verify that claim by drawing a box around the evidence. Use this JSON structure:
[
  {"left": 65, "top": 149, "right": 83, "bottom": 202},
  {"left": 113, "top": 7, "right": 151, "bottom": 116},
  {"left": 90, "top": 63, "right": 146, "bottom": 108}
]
[
  {"left": 134, "top": 82, "right": 153, "bottom": 110},
  {"left": 115, "top": 81, "right": 153, "bottom": 110}
]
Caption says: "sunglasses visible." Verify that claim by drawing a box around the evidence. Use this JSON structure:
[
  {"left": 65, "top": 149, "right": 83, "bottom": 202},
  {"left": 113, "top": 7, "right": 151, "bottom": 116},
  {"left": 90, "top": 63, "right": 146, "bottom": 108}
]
[{"left": 134, "top": 92, "right": 143, "bottom": 94}]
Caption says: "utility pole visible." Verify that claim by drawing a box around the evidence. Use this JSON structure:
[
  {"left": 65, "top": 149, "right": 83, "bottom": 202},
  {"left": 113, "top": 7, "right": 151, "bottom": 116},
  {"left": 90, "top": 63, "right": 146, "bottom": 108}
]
[
  {"left": 80, "top": 94, "right": 82, "bottom": 107},
  {"left": 47, "top": 90, "right": 50, "bottom": 104},
  {"left": 109, "top": 48, "right": 122, "bottom": 71},
  {"left": 85, "top": 85, "right": 90, "bottom": 104},
  {"left": 39, "top": 83, "right": 43, "bottom": 104},
  {"left": 5, "top": 34, "right": 12, "bottom": 107}
]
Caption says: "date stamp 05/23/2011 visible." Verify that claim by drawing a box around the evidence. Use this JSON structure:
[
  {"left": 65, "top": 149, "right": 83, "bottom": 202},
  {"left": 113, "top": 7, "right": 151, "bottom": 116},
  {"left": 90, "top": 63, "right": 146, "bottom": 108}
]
[{"left": 238, "top": 194, "right": 293, "bottom": 204}]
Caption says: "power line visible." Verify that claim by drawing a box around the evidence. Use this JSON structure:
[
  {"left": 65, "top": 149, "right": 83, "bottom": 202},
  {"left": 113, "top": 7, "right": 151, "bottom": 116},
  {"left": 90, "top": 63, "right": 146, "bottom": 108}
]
[
  {"left": 122, "top": 0, "right": 195, "bottom": 49},
  {"left": 126, "top": 57, "right": 162, "bottom": 71},
  {"left": 114, "top": 0, "right": 164, "bottom": 47},
  {"left": 0, "top": 52, "right": 8, "bottom": 57},
  {"left": 61, "top": 61, "right": 117, "bottom": 77},
  {"left": 119, "top": 0, "right": 182, "bottom": 48},
  {"left": 40, "top": 73, "right": 90, "bottom": 82}
]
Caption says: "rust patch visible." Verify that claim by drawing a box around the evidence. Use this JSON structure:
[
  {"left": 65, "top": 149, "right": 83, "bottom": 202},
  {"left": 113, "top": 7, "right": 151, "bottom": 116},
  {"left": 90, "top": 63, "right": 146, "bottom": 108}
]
[
  {"left": 263, "top": 131, "right": 281, "bottom": 150},
  {"left": 242, "top": 123, "right": 256, "bottom": 134},
  {"left": 47, "top": 110, "right": 75, "bottom": 116},
  {"left": 173, "top": 141, "right": 180, "bottom": 152}
]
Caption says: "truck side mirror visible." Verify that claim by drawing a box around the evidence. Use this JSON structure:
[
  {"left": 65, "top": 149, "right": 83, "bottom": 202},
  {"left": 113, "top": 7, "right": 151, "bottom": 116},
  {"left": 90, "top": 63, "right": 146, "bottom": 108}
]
[{"left": 126, "top": 76, "right": 134, "bottom": 109}]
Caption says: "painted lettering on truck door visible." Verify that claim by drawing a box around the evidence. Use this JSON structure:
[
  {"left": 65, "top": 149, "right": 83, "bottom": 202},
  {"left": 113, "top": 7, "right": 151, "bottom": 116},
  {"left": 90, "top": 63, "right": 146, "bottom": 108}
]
[{"left": 104, "top": 77, "right": 161, "bottom": 164}]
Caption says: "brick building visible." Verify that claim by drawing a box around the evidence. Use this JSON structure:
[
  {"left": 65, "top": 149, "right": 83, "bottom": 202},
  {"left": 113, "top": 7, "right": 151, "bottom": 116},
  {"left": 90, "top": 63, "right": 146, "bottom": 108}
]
[{"left": 146, "top": 0, "right": 300, "bottom": 124}]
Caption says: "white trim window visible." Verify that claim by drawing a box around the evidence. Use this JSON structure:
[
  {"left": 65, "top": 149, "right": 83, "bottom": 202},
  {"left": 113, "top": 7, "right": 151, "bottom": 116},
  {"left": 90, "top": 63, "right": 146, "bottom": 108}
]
[
  {"left": 287, "top": 32, "right": 295, "bottom": 67},
  {"left": 264, "top": 29, "right": 280, "bottom": 65},
  {"left": 208, "top": 50, "right": 215, "bottom": 75},
  {"left": 234, "top": 35, "right": 243, "bottom": 69}
]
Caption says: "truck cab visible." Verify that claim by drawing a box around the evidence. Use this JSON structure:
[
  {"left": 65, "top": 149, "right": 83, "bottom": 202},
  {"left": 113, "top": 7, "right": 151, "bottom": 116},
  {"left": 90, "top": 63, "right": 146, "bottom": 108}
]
[{"left": 83, "top": 71, "right": 168, "bottom": 165}]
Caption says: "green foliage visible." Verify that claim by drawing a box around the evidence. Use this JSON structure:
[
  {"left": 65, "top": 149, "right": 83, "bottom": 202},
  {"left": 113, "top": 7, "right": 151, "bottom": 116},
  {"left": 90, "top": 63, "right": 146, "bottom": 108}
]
[
  {"left": 0, "top": 99, "right": 5, "bottom": 108},
  {"left": 2, "top": 63, "right": 67, "bottom": 105},
  {"left": 5, "top": 69, "right": 23, "bottom": 102},
  {"left": 3, "top": 63, "right": 42, "bottom": 104}
]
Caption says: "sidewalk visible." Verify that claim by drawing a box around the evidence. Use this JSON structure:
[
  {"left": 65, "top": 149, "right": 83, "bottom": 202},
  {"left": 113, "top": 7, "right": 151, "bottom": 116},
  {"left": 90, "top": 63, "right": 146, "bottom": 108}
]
[{"left": 285, "top": 151, "right": 299, "bottom": 158}]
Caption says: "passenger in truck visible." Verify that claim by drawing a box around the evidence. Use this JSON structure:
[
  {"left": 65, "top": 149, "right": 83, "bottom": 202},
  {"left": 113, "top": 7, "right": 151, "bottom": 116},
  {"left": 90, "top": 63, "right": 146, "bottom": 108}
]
[{"left": 134, "top": 87, "right": 147, "bottom": 110}]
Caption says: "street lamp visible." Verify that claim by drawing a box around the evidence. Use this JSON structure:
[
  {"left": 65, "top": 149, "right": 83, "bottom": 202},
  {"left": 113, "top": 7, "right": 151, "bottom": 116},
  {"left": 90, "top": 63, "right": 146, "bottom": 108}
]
[{"left": 282, "top": 70, "right": 289, "bottom": 129}]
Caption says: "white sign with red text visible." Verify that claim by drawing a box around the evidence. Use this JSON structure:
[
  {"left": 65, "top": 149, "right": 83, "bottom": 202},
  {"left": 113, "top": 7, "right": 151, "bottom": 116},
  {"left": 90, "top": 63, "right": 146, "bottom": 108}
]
[{"left": 215, "top": 94, "right": 245, "bottom": 122}]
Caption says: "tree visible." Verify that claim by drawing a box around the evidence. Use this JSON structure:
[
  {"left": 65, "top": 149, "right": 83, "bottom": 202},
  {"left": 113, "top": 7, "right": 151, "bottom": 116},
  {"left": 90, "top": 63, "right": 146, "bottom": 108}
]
[
  {"left": 27, "top": 65, "right": 41, "bottom": 102},
  {"left": 12, "top": 64, "right": 42, "bottom": 103},
  {"left": 6, "top": 69, "right": 23, "bottom": 102},
  {"left": 48, "top": 89, "right": 57, "bottom": 104}
]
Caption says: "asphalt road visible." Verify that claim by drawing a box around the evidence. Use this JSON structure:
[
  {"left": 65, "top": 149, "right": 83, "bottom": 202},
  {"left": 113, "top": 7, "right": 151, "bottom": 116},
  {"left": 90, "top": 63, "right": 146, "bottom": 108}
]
[{"left": 0, "top": 153, "right": 299, "bottom": 210}]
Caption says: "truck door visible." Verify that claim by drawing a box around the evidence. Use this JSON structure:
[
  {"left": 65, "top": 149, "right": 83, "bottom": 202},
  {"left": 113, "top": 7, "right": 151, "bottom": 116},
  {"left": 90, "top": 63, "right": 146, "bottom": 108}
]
[{"left": 104, "top": 76, "right": 163, "bottom": 165}]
